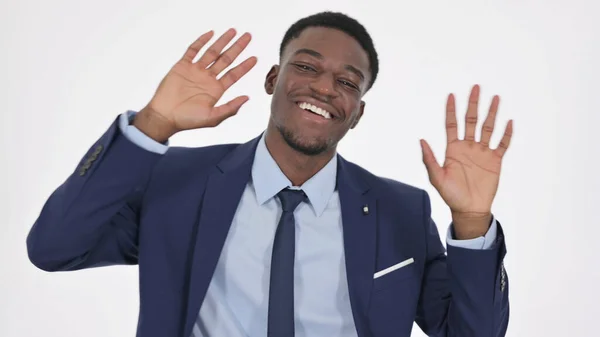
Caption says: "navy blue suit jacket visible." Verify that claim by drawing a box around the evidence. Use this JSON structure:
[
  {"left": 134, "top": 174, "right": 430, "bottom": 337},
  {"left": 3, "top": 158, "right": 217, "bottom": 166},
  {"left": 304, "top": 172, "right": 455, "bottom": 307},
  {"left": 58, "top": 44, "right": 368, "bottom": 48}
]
[{"left": 26, "top": 116, "right": 509, "bottom": 337}]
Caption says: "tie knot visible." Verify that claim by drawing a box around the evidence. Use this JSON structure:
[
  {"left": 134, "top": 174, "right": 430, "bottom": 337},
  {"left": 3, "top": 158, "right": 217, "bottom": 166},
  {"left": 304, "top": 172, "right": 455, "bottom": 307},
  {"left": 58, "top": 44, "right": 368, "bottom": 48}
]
[{"left": 277, "top": 188, "right": 307, "bottom": 213}]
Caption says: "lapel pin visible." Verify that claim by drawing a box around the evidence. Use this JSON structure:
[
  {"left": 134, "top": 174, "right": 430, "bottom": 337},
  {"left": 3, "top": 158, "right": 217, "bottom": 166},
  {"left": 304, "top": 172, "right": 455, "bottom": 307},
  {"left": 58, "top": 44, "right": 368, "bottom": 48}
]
[{"left": 362, "top": 205, "right": 369, "bottom": 215}]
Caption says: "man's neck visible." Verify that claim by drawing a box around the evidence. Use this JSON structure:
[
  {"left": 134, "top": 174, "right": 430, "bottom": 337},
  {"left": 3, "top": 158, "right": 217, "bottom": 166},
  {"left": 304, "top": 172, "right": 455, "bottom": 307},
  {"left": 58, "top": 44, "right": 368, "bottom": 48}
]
[{"left": 264, "top": 129, "right": 335, "bottom": 187}]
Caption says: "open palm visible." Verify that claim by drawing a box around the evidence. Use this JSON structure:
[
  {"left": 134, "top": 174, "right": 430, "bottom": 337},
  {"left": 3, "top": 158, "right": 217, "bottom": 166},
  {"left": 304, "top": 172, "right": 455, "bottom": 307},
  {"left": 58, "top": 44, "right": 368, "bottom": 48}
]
[
  {"left": 148, "top": 29, "right": 257, "bottom": 131},
  {"left": 421, "top": 85, "right": 513, "bottom": 215}
]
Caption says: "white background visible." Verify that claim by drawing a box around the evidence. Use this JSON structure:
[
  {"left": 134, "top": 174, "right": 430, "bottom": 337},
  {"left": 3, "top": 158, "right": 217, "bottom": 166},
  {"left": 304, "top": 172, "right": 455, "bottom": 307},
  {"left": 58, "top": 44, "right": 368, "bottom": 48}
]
[{"left": 1, "top": 0, "right": 598, "bottom": 336}]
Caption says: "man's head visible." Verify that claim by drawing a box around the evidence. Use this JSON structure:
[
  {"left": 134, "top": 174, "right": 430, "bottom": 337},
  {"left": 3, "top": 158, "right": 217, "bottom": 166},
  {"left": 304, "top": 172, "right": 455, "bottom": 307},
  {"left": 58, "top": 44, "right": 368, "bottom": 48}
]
[{"left": 264, "top": 11, "right": 379, "bottom": 156}]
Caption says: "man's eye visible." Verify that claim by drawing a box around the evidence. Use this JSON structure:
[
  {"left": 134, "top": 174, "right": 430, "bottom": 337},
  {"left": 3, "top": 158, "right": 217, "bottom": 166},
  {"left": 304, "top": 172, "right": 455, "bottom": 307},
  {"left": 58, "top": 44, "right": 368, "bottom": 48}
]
[
  {"left": 295, "top": 64, "right": 315, "bottom": 72},
  {"left": 339, "top": 80, "right": 358, "bottom": 89}
]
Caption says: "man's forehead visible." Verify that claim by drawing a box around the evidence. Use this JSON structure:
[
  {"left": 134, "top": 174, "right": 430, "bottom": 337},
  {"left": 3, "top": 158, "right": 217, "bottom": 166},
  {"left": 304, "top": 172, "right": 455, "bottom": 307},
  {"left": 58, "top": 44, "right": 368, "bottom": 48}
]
[
  {"left": 283, "top": 27, "right": 370, "bottom": 70},
  {"left": 286, "top": 27, "right": 362, "bottom": 54}
]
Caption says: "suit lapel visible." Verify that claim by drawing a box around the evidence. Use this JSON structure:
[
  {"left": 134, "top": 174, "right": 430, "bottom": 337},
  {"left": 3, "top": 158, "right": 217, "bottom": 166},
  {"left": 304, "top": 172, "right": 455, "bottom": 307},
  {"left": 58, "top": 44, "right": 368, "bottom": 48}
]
[
  {"left": 337, "top": 156, "right": 377, "bottom": 337},
  {"left": 182, "top": 136, "right": 261, "bottom": 337}
]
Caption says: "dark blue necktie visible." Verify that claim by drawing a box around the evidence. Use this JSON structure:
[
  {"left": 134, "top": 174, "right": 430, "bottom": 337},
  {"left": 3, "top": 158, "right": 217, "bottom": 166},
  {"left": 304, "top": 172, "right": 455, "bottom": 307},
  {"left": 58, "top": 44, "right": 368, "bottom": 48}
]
[{"left": 267, "top": 188, "right": 307, "bottom": 337}]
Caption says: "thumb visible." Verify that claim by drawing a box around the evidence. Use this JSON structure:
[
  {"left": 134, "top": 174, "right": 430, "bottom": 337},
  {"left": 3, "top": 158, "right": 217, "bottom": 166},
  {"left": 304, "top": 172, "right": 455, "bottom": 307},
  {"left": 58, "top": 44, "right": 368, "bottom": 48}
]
[
  {"left": 420, "top": 139, "right": 443, "bottom": 187},
  {"left": 210, "top": 95, "right": 250, "bottom": 125}
]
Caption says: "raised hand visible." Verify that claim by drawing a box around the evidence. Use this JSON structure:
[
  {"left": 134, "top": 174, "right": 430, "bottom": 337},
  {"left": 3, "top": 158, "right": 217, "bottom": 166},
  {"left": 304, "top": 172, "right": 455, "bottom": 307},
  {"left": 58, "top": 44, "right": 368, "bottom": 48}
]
[
  {"left": 134, "top": 29, "right": 258, "bottom": 142},
  {"left": 420, "top": 85, "right": 513, "bottom": 238}
]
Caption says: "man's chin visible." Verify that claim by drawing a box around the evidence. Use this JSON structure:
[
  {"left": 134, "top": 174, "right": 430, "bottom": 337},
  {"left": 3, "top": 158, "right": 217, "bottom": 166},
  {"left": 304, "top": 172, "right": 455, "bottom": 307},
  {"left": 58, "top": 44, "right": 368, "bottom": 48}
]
[
  {"left": 278, "top": 126, "right": 330, "bottom": 156},
  {"left": 286, "top": 140, "right": 327, "bottom": 156}
]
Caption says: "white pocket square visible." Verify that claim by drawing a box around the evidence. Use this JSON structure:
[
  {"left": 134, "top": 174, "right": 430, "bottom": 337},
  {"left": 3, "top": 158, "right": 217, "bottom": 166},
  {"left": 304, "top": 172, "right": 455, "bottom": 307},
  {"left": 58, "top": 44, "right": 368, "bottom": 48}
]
[{"left": 374, "top": 257, "right": 414, "bottom": 279}]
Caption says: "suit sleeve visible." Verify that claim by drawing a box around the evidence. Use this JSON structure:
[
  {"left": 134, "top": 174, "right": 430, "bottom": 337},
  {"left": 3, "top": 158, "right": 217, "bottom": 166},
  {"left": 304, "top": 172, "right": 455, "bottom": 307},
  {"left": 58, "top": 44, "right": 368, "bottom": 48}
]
[
  {"left": 446, "top": 217, "right": 498, "bottom": 249},
  {"left": 26, "top": 114, "right": 164, "bottom": 272},
  {"left": 415, "top": 191, "right": 509, "bottom": 337}
]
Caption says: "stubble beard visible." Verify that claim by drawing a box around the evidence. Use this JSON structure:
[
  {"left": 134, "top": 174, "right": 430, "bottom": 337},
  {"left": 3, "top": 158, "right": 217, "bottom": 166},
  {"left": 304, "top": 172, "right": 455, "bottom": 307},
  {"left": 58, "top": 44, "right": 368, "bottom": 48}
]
[{"left": 276, "top": 123, "right": 331, "bottom": 156}]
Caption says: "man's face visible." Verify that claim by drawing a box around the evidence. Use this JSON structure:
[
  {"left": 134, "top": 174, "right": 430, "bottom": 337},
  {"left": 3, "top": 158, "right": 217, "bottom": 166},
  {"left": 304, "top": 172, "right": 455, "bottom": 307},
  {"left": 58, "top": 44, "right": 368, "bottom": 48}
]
[{"left": 264, "top": 27, "right": 371, "bottom": 156}]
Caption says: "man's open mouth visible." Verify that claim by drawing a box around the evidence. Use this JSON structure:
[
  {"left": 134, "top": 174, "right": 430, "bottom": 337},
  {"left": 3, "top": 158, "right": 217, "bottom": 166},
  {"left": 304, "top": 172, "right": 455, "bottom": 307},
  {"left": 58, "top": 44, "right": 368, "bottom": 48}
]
[{"left": 296, "top": 101, "right": 333, "bottom": 119}]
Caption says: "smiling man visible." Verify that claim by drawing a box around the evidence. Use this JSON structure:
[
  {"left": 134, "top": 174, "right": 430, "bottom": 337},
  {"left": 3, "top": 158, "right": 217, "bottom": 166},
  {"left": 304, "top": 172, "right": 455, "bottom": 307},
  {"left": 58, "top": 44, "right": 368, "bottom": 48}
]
[
  {"left": 266, "top": 26, "right": 370, "bottom": 160},
  {"left": 26, "top": 11, "right": 512, "bottom": 337}
]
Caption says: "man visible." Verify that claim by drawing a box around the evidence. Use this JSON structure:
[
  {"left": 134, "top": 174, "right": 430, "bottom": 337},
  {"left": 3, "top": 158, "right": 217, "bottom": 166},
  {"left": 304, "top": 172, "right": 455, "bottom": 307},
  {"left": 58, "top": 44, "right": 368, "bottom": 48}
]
[{"left": 26, "top": 11, "right": 512, "bottom": 337}]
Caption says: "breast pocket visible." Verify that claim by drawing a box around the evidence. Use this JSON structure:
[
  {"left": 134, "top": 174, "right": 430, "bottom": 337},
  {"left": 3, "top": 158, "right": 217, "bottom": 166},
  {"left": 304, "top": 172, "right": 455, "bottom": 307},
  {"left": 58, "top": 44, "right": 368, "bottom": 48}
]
[{"left": 373, "top": 258, "right": 418, "bottom": 292}]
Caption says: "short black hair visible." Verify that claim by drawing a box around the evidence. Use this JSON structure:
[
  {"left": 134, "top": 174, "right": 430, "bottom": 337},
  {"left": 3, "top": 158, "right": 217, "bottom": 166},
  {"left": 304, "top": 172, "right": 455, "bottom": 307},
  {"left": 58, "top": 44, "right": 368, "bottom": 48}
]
[{"left": 279, "top": 11, "right": 379, "bottom": 91}]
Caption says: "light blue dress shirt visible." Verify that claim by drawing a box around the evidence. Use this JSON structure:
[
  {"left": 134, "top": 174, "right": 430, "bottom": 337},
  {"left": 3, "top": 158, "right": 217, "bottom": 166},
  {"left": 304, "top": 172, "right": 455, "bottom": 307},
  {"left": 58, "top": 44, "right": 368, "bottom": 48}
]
[{"left": 118, "top": 111, "right": 498, "bottom": 337}]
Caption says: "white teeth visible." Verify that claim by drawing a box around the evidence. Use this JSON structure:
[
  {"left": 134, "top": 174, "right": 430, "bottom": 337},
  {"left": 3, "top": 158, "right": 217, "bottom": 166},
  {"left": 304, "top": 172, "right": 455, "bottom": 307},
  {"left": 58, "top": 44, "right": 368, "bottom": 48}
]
[{"left": 298, "top": 102, "right": 332, "bottom": 119}]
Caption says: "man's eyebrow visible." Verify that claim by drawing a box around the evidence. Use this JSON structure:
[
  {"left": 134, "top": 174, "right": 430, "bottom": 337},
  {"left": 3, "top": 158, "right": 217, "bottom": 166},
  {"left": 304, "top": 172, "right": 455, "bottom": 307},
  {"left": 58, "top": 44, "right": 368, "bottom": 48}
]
[
  {"left": 293, "top": 48, "right": 323, "bottom": 59},
  {"left": 293, "top": 48, "right": 365, "bottom": 81},
  {"left": 345, "top": 64, "right": 365, "bottom": 82}
]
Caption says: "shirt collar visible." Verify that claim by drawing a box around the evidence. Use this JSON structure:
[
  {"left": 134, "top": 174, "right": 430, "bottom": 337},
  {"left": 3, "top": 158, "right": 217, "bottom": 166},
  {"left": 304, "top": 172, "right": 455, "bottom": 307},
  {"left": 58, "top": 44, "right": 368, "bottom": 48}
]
[{"left": 251, "top": 133, "right": 337, "bottom": 217}]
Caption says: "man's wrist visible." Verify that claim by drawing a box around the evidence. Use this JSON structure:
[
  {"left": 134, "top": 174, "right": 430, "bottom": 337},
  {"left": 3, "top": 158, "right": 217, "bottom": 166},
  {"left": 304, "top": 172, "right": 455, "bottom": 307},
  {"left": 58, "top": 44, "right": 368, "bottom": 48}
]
[
  {"left": 451, "top": 212, "right": 492, "bottom": 240},
  {"left": 133, "top": 107, "right": 176, "bottom": 143}
]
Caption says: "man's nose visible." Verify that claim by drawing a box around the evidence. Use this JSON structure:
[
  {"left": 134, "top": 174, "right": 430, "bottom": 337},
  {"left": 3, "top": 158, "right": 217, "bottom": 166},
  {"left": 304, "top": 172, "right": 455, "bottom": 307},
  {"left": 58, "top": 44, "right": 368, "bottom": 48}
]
[{"left": 309, "top": 74, "right": 338, "bottom": 99}]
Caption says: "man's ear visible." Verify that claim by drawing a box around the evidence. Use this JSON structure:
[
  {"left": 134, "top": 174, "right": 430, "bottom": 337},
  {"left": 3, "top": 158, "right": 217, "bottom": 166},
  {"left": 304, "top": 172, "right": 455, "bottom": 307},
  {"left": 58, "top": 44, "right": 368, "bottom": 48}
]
[
  {"left": 350, "top": 101, "right": 366, "bottom": 129},
  {"left": 264, "top": 65, "right": 280, "bottom": 95}
]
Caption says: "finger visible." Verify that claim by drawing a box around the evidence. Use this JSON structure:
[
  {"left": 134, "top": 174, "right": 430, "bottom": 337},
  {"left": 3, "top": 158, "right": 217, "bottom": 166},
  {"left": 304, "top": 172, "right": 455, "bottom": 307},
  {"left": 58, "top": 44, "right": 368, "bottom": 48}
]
[
  {"left": 181, "top": 31, "right": 215, "bottom": 63},
  {"left": 493, "top": 120, "right": 513, "bottom": 158},
  {"left": 219, "top": 56, "right": 258, "bottom": 90},
  {"left": 195, "top": 28, "right": 237, "bottom": 69},
  {"left": 480, "top": 95, "right": 499, "bottom": 147},
  {"left": 446, "top": 93, "right": 458, "bottom": 143},
  {"left": 208, "top": 32, "right": 252, "bottom": 76},
  {"left": 420, "top": 139, "right": 444, "bottom": 188},
  {"left": 210, "top": 95, "right": 250, "bottom": 124},
  {"left": 464, "top": 84, "right": 480, "bottom": 142}
]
